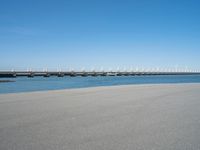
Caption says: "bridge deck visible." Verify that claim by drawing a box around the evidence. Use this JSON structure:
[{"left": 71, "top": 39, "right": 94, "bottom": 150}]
[{"left": 0, "top": 71, "right": 199, "bottom": 78}]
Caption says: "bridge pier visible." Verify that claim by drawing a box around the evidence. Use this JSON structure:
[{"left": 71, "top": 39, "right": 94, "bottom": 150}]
[
  {"left": 99, "top": 72, "right": 107, "bottom": 76},
  {"left": 81, "top": 72, "right": 88, "bottom": 77},
  {"left": 116, "top": 73, "right": 122, "bottom": 76},
  {"left": 69, "top": 72, "right": 76, "bottom": 77},
  {"left": 43, "top": 73, "right": 50, "bottom": 77},
  {"left": 91, "top": 72, "right": 98, "bottom": 77},
  {"left": 28, "top": 73, "right": 34, "bottom": 78},
  {"left": 57, "top": 73, "right": 64, "bottom": 77}
]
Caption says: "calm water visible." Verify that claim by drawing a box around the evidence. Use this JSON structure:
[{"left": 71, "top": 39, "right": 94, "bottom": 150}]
[{"left": 0, "top": 75, "right": 200, "bottom": 94}]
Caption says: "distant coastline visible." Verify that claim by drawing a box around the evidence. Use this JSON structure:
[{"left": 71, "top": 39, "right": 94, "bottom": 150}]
[{"left": 0, "top": 80, "right": 15, "bottom": 83}]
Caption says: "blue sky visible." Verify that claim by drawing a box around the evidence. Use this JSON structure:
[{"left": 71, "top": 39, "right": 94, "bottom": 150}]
[{"left": 0, "top": 0, "right": 200, "bottom": 71}]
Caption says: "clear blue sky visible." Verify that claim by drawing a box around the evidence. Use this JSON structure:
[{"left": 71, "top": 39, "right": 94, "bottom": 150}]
[{"left": 1, "top": 0, "right": 200, "bottom": 71}]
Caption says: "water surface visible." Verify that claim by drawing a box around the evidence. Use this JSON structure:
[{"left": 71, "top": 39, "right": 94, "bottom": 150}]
[{"left": 0, "top": 75, "right": 200, "bottom": 94}]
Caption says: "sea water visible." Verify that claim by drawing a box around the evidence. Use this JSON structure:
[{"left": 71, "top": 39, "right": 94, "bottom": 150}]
[{"left": 0, "top": 75, "right": 200, "bottom": 94}]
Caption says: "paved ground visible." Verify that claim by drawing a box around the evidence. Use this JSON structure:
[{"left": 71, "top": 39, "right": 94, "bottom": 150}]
[{"left": 0, "top": 84, "right": 200, "bottom": 150}]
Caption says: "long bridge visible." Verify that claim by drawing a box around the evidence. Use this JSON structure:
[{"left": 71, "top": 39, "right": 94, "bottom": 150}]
[{"left": 0, "top": 71, "right": 200, "bottom": 78}]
